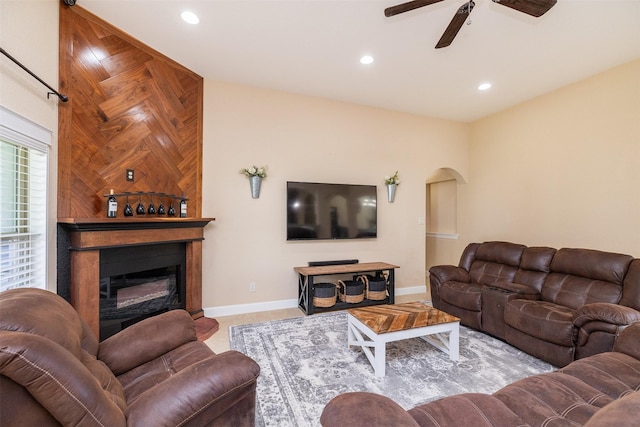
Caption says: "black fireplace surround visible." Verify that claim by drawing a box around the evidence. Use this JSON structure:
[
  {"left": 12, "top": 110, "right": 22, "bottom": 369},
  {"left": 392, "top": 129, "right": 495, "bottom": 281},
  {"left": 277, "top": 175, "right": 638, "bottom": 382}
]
[{"left": 98, "top": 243, "right": 186, "bottom": 339}]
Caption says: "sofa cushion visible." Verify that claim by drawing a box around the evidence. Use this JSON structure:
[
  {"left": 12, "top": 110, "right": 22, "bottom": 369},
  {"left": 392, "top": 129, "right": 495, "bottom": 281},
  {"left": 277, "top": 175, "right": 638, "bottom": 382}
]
[
  {"left": 470, "top": 262, "right": 520, "bottom": 287},
  {"left": 408, "top": 393, "right": 527, "bottom": 427},
  {"left": 0, "top": 331, "right": 126, "bottom": 426},
  {"left": 0, "top": 289, "right": 85, "bottom": 360},
  {"left": 512, "top": 246, "right": 556, "bottom": 292},
  {"left": 494, "top": 372, "right": 612, "bottom": 426},
  {"left": 321, "top": 392, "right": 420, "bottom": 427},
  {"left": 504, "top": 299, "right": 576, "bottom": 346},
  {"left": 542, "top": 274, "right": 623, "bottom": 309},
  {"left": 583, "top": 391, "right": 640, "bottom": 427},
  {"left": 620, "top": 259, "right": 640, "bottom": 310},
  {"left": 559, "top": 352, "right": 640, "bottom": 399},
  {"left": 80, "top": 351, "right": 127, "bottom": 412},
  {"left": 116, "top": 340, "right": 216, "bottom": 404},
  {"left": 440, "top": 282, "right": 482, "bottom": 311},
  {"left": 541, "top": 249, "right": 633, "bottom": 309},
  {"left": 550, "top": 248, "right": 633, "bottom": 286},
  {"left": 466, "top": 242, "right": 525, "bottom": 287},
  {"left": 475, "top": 241, "right": 526, "bottom": 267}
]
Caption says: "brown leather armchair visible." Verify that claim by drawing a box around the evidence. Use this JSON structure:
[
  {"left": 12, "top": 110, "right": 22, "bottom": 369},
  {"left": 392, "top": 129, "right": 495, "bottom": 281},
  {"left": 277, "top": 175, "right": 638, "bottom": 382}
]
[{"left": 0, "top": 288, "right": 260, "bottom": 426}]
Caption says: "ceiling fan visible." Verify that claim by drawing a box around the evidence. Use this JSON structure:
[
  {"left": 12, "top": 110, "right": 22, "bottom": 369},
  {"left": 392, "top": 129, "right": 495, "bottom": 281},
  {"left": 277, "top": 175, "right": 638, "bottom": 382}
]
[{"left": 384, "top": 0, "right": 557, "bottom": 49}]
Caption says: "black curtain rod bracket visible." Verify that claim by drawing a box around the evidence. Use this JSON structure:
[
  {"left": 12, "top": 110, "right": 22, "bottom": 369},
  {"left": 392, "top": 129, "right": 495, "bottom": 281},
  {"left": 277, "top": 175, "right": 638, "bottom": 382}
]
[{"left": 0, "top": 46, "right": 68, "bottom": 102}]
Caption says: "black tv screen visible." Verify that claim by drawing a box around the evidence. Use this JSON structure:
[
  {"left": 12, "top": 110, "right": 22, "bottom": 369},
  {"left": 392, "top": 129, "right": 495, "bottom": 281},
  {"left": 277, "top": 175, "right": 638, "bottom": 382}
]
[{"left": 287, "top": 182, "right": 377, "bottom": 240}]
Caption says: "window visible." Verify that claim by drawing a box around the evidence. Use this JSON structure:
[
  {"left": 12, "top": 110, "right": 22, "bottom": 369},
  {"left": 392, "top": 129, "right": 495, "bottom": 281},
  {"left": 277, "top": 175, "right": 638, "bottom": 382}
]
[{"left": 0, "top": 107, "right": 50, "bottom": 291}]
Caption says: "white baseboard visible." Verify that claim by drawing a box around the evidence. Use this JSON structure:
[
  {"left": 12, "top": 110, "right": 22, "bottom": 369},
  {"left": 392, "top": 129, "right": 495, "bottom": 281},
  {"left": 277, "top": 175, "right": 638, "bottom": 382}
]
[{"left": 203, "top": 285, "right": 427, "bottom": 318}]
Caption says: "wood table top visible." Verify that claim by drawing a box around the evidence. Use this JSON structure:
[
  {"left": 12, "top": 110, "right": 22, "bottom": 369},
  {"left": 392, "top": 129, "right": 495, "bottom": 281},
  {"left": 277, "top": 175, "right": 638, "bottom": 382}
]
[
  {"left": 348, "top": 302, "right": 459, "bottom": 334},
  {"left": 294, "top": 262, "right": 399, "bottom": 276}
]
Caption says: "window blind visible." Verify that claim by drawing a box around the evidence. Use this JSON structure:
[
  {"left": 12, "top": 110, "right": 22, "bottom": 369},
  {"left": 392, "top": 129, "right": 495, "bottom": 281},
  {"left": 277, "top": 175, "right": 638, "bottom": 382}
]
[{"left": 0, "top": 111, "right": 48, "bottom": 291}]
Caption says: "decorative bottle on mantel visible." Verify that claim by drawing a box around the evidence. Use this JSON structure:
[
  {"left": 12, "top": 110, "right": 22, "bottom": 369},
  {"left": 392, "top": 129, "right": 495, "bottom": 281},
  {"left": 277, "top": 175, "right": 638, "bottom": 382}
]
[
  {"left": 107, "top": 189, "right": 117, "bottom": 218},
  {"left": 180, "top": 198, "right": 187, "bottom": 218}
]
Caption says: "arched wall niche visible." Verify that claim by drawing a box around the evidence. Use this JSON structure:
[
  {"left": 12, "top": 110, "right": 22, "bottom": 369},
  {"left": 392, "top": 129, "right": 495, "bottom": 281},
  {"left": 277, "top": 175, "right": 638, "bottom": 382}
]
[
  {"left": 426, "top": 167, "right": 467, "bottom": 185},
  {"left": 425, "top": 167, "right": 465, "bottom": 285}
]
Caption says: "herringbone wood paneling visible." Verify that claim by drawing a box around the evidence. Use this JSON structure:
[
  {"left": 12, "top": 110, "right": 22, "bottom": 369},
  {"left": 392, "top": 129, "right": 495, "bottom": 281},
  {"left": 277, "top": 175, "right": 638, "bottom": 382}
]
[{"left": 58, "top": 4, "right": 203, "bottom": 219}]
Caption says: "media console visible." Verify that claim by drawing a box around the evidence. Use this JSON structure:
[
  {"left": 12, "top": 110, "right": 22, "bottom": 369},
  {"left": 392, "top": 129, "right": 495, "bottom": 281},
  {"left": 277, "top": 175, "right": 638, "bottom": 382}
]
[{"left": 294, "top": 262, "right": 399, "bottom": 315}]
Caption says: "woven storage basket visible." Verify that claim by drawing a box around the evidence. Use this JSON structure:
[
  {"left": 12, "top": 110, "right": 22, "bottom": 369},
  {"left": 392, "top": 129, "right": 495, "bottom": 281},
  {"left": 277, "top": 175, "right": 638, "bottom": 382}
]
[
  {"left": 357, "top": 274, "right": 387, "bottom": 301},
  {"left": 313, "top": 282, "right": 337, "bottom": 308},
  {"left": 337, "top": 279, "right": 364, "bottom": 304}
]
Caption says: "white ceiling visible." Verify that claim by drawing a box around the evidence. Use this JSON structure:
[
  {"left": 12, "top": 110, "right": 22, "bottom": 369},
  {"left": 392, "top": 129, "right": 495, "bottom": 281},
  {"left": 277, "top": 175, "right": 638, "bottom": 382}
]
[{"left": 78, "top": 0, "right": 640, "bottom": 122}]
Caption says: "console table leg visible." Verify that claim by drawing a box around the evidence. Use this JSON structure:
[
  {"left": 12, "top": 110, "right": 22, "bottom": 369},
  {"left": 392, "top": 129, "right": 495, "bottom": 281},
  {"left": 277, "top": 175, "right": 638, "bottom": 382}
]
[
  {"left": 388, "top": 268, "right": 396, "bottom": 304},
  {"left": 306, "top": 276, "right": 314, "bottom": 315}
]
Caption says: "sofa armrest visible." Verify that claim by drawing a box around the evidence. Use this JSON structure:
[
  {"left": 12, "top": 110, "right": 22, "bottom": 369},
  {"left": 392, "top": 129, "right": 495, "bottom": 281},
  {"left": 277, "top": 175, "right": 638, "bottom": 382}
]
[
  {"left": 573, "top": 303, "right": 640, "bottom": 329},
  {"left": 99, "top": 310, "right": 197, "bottom": 375},
  {"left": 320, "top": 392, "right": 419, "bottom": 427},
  {"left": 126, "top": 350, "right": 260, "bottom": 426},
  {"left": 429, "top": 265, "right": 470, "bottom": 284},
  {"left": 0, "top": 331, "right": 126, "bottom": 426},
  {"left": 613, "top": 321, "right": 640, "bottom": 359}
]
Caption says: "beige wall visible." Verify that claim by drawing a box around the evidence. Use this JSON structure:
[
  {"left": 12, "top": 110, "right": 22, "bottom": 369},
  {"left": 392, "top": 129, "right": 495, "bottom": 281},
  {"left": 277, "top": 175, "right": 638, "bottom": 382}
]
[
  {"left": 459, "top": 59, "right": 640, "bottom": 257},
  {"left": 202, "top": 81, "right": 469, "bottom": 309},
  {"left": 4, "top": 1, "right": 638, "bottom": 313},
  {"left": 0, "top": 0, "right": 59, "bottom": 291}
]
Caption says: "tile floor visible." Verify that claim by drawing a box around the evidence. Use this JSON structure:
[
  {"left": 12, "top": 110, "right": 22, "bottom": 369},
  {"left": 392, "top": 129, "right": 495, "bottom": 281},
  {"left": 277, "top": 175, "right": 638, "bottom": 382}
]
[{"left": 204, "top": 292, "right": 428, "bottom": 353}]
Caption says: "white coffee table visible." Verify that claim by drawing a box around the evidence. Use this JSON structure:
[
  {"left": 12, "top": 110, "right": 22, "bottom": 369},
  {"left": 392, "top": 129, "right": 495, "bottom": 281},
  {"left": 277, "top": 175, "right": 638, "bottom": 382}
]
[{"left": 347, "top": 302, "right": 460, "bottom": 377}]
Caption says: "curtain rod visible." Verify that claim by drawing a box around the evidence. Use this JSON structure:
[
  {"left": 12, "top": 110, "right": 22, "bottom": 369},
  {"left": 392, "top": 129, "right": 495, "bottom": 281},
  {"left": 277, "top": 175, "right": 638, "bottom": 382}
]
[{"left": 1, "top": 47, "right": 68, "bottom": 102}]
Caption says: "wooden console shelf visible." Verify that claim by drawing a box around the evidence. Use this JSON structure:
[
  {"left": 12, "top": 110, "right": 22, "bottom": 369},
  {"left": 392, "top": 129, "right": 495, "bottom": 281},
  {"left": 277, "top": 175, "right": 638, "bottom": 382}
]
[{"left": 294, "top": 262, "right": 399, "bottom": 315}]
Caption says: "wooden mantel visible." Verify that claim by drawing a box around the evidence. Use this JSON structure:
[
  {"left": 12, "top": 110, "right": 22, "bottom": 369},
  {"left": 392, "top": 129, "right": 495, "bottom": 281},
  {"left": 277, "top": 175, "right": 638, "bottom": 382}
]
[{"left": 59, "top": 217, "right": 214, "bottom": 339}]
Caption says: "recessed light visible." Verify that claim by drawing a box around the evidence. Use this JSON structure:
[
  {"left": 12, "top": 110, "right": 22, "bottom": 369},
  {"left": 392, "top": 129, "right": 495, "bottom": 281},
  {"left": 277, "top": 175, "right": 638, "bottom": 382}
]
[
  {"left": 360, "top": 55, "right": 374, "bottom": 65},
  {"left": 478, "top": 82, "right": 492, "bottom": 91},
  {"left": 181, "top": 11, "right": 199, "bottom": 25}
]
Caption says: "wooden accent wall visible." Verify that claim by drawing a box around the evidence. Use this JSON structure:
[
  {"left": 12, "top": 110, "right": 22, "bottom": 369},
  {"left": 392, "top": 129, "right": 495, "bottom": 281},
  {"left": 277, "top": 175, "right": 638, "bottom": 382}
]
[{"left": 58, "top": 4, "right": 203, "bottom": 219}]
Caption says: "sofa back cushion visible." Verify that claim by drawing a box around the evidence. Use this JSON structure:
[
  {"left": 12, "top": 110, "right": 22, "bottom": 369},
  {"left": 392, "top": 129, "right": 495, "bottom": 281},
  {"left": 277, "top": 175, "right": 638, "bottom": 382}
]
[
  {"left": 0, "top": 288, "right": 85, "bottom": 360},
  {"left": 458, "top": 243, "right": 480, "bottom": 271},
  {"left": 512, "top": 246, "right": 557, "bottom": 293},
  {"left": 0, "top": 289, "right": 127, "bottom": 418},
  {"left": 620, "top": 259, "right": 640, "bottom": 311},
  {"left": 542, "top": 248, "right": 633, "bottom": 309},
  {"left": 469, "top": 242, "right": 526, "bottom": 286}
]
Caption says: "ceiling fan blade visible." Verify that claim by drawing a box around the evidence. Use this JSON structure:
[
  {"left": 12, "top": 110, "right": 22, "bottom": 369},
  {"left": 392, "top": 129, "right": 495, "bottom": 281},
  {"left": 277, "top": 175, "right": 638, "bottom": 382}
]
[
  {"left": 492, "top": 0, "right": 557, "bottom": 18},
  {"left": 435, "top": 1, "right": 475, "bottom": 49},
  {"left": 384, "top": 0, "right": 445, "bottom": 17}
]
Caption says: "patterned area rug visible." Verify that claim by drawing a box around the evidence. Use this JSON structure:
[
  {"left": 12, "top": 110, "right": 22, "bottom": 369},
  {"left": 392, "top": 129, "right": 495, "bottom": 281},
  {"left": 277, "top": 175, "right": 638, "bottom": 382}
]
[{"left": 230, "top": 311, "right": 555, "bottom": 427}]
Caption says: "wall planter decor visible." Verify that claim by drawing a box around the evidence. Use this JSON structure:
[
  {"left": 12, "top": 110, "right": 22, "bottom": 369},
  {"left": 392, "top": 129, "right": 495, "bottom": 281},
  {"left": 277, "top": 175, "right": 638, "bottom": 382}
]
[
  {"left": 384, "top": 171, "right": 400, "bottom": 203},
  {"left": 241, "top": 165, "right": 267, "bottom": 199},
  {"left": 386, "top": 183, "right": 397, "bottom": 203},
  {"left": 249, "top": 176, "right": 262, "bottom": 199}
]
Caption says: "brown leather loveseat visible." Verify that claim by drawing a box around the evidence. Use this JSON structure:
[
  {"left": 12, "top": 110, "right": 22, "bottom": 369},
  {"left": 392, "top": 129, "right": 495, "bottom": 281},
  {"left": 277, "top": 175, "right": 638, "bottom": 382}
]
[
  {"left": 320, "top": 321, "right": 640, "bottom": 426},
  {"left": 0, "top": 288, "right": 260, "bottom": 426},
  {"left": 429, "top": 241, "right": 640, "bottom": 366}
]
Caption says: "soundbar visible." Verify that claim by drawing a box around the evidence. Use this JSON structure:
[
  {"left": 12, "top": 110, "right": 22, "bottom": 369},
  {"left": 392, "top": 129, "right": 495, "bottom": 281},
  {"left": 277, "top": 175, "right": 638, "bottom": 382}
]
[{"left": 308, "top": 259, "right": 359, "bottom": 267}]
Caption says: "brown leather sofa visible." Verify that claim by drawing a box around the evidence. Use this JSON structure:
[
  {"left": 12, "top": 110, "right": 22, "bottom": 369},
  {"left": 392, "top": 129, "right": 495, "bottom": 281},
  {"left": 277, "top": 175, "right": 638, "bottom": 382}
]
[
  {"left": 428, "top": 241, "right": 640, "bottom": 366},
  {"left": 0, "top": 288, "right": 260, "bottom": 426},
  {"left": 320, "top": 321, "right": 640, "bottom": 426}
]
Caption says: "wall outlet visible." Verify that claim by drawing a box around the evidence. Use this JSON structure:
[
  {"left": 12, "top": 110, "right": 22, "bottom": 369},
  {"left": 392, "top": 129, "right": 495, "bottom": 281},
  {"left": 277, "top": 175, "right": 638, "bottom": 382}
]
[
  {"left": 126, "top": 169, "right": 134, "bottom": 181},
  {"left": 249, "top": 282, "right": 256, "bottom": 292}
]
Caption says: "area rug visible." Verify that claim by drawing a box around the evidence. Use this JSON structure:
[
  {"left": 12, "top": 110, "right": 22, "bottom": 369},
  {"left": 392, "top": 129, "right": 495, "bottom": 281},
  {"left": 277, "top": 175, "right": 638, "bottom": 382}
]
[{"left": 230, "top": 311, "right": 555, "bottom": 427}]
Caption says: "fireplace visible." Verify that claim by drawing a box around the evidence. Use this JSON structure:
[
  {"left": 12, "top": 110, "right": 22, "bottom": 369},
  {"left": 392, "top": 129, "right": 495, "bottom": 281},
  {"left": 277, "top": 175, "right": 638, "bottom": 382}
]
[
  {"left": 58, "top": 218, "right": 213, "bottom": 340},
  {"left": 99, "top": 243, "right": 186, "bottom": 339}
]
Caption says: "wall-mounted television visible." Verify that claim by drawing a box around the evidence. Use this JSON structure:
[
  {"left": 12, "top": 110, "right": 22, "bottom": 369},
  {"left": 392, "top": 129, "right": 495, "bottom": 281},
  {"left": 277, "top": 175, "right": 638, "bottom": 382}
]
[{"left": 287, "top": 181, "right": 377, "bottom": 240}]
